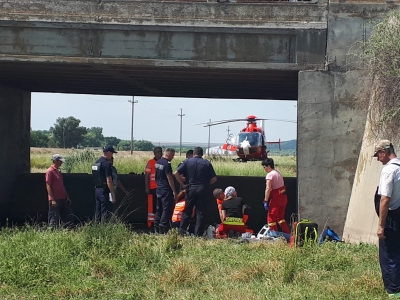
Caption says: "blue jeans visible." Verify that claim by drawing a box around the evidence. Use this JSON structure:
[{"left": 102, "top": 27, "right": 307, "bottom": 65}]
[{"left": 48, "top": 199, "right": 73, "bottom": 228}]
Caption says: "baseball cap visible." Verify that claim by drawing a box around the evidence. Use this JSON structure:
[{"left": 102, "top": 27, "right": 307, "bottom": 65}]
[
  {"left": 52, "top": 154, "right": 65, "bottom": 162},
  {"left": 373, "top": 140, "right": 392, "bottom": 157},
  {"left": 103, "top": 145, "right": 118, "bottom": 153},
  {"left": 224, "top": 186, "right": 236, "bottom": 198}
]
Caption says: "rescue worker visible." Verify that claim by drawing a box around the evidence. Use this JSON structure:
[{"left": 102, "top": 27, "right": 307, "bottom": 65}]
[
  {"left": 154, "top": 148, "right": 178, "bottom": 234},
  {"left": 213, "top": 188, "right": 225, "bottom": 223},
  {"left": 178, "top": 149, "right": 194, "bottom": 189},
  {"left": 217, "top": 186, "right": 251, "bottom": 236},
  {"left": 110, "top": 157, "right": 129, "bottom": 195},
  {"left": 144, "top": 147, "right": 162, "bottom": 228},
  {"left": 174, "top": 147, "right": 217, "bottom": 236},
  {"left": 45, "top": 154, "right": 73, "bottom": 228},
  {"left": 92, "top": 145, "right": 117, "bottom": 222},
  {"left": 171, "top": 191, "right": 195, "bottom": 234},
  {"left": 373, "top": 140, "right": 400, "bottom": 297},
  {"left": 262, "top": 158, "right": 290, "bottom": 234}
]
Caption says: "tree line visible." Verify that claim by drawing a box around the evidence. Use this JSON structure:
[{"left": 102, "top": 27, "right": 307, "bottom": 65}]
[{"left": 30, "top": 116, "right": 154, "bottom": 151}]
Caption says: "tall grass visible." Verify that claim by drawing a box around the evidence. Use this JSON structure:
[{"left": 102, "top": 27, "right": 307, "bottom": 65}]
[
  {"left": 31, "top": 149, "right": 297, "bottom": 177},
  {"left": 0, "top": 223, "right": 385, "bottom": 299}
]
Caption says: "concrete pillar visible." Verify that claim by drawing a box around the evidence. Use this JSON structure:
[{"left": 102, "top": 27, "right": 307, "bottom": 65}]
[
  {"left": 297, "top": 71, "right": 366, "bottom": 236},
  {"left": 343, "top": 130, "right": 381, "bottom": 244},
  {"left": 0, "top": 86, "right": 30, "bottom": 223}
]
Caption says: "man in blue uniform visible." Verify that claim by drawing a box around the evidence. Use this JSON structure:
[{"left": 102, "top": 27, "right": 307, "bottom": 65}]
[
  {"left": 92, "top": 145, "right": 117, "bottom": 222},
  {"left": 174, "top": 147, "right": 217, "bottom": 236},
  {"left": 154, "top": 148, "right": 178, "bottom": 234}
]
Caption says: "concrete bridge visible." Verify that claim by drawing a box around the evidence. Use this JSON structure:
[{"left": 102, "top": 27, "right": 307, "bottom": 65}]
[{"left": 0, "top": 0, "right": 396, "bottom": 238}]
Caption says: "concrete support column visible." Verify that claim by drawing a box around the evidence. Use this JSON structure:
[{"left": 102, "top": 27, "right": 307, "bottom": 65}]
[
  {"left": 297, "top": 71, "right": 366, "bottom": 236},
  {"left": 0, "top": 86, "right": 30, "bottom": 223}
]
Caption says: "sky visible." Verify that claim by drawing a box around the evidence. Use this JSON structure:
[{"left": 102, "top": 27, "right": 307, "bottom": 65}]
[{"left": 31, "top": 93, "right": 297, "bottom": 145}]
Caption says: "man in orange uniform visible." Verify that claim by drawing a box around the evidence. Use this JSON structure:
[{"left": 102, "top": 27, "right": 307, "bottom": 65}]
[
  {"left": 262, "top": 158, "right": 290, "bottom": 234},
  {"left": 213, "top": 188, "right": 225, "bottom": 223},
  {"left": 144, "top": 147, "right": 162, "bottom": 229}
]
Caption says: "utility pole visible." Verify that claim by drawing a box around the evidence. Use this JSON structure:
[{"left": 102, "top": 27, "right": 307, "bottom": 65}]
[
  {"left": 128, "top": 97, "right": 138, "bottom": 155},
  {"left": 178, "top": 108, "right": 185, "bottom": 156},
  {"left": 207, "top": 119, "right": 211, "bottom": 156},
  {"left": 226, "top": 126, "right": 231, "bottom": 138}
]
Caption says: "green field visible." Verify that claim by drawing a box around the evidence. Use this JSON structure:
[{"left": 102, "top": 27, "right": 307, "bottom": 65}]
[
  {"left": 0, "top": 223, "right": 385, "bottom": 300},
  {"left": 30, "top": 148, "right": 297, "bottom": 177}
]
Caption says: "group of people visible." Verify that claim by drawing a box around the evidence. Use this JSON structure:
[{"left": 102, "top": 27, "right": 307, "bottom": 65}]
[
  {"left": 45, "top": 145, "right": 290, "bottom": 237},
  {"left": 145, "top": 146, "right": 217, "bottom": 236}
]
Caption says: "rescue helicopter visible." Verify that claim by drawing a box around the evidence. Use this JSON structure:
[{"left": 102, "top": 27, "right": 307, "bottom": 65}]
[{"left": 200, "top": 115, "right": 296, "bottom": 162}]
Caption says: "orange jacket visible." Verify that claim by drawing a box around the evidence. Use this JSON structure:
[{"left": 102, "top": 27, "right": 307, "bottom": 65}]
[{"left": 145, "top": 158, "right": 157, "bottom": 190}]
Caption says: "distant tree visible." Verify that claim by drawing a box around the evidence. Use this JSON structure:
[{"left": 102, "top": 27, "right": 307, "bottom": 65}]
[
  {"left": 117, "top": 140, "right": 131, "bottom": 151},
  {"left": 82, "top": 127, "right": 104, "bottom": 147},
  {"left": 134, "top": 140, "right": 155, "bottom": 151},
  {"left": 30, "top": 130, "right": 50, "bottom": 147},
  {"left": 50, "top": 117, "right": 87, "bottom": 148},
  {"left": 104, "top": 136, "right": 121, "bottom": 147}
]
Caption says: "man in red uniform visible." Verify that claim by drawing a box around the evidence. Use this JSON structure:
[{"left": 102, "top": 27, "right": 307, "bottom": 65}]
[
  {"left": 144, "top": 147, "right": 162, "bottom": 228},
  {"left": 262, "top": 158, "right": 290, "bottom": 234},
  {"left": 45, "top": 154, "right": 73, "bottom": 228},
  {"left": 213, "top": 188, "right": 225, "bottom": 223}
]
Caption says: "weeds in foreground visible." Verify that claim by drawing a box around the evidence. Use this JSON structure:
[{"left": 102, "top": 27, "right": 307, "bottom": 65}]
[{"left": 0, "top": 222, "right": 384, "bottom": 300}]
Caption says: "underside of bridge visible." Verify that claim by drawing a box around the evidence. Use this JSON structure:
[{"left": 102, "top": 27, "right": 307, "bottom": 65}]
[{"left": 0, "top": 60, "right": 298, "bottom": 100}]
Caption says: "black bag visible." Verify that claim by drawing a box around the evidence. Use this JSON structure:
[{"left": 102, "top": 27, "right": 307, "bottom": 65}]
[{"left": 291, "top": 219, "right": 318, "bottom": 247}]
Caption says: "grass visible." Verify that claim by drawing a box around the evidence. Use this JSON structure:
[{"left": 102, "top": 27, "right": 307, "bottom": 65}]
[
  {"left": 0, "top": 222, "right": 385, "bottom": 300},
  {"left": 30, "top": 148, "right": 297, "bottom": 177}
]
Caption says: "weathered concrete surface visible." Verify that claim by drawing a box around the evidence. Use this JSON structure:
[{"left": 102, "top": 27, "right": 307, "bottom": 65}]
[
  {"left": 0, "top": 87, "right": 30, "bottom": 224},
  {"left": 8, "top": 173, "right": 297, "bottom": 233},
  {"left": 297, "top": 71, "right": 366, "bottom": 236},
  {"left": 327, "top": 2, "right": 397, "bottom": 71},
  {"left": 0, "top": 0, "right": 328, "bottom": 99},
  {"left": 343, "top": 127, "right": 381, "bottom": 243}
]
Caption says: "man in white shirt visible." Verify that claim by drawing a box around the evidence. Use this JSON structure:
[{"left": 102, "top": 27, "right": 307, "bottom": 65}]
[{"left": 374, "top": 139, "right": 400, "bottom": 297}]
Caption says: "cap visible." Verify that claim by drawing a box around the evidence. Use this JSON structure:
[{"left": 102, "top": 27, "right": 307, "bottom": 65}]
[
  {"left": 52, "top": 154, "right": 65, "bottom": 162},
  {"left": 103, "top": 145, "right": 118, "bottom": 153},
  {"left": 373, "top": 140, "right": 392, "bottom": 157},
  {"left": 224, "top": 186, "right": 236, "bottom": 198}
]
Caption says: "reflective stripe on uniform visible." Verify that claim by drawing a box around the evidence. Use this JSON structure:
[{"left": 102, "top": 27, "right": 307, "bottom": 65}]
[
  {"left": 223, "top": 217, "right": 245, "bottom": 226},
  {"left": 278, "top": 219, "right": 287, "bottom": 224},
  {"left": 268, "top": 222, "right": 277, "bottom": 226},
  {"left": 172, "top": 201, "right": 186, "bottom": 222}
]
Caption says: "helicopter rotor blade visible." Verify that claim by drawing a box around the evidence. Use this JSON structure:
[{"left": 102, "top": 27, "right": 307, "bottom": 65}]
[{"left": 194, "top": 119, "right": 247, "bottom": 127}]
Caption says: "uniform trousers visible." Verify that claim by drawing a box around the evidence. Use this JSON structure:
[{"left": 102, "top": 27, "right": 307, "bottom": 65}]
[
  {"left": 180, "top": 184, "right": 207, "bottom": 236},
  {"left": 154, "top": 189, "right": 175, "bottom": 231},
  {"left": 95, "top": 187, "right": 112, "bottom": 223},
  {"left": 379, "top": 211, "right": 400, "bottom": 294}
]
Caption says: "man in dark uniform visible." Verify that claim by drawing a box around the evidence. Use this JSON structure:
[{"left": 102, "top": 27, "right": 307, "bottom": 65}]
[
  {"left": 174, "top": 147, "right": 217, "bottom": 236},
  {"left": 154, "top": 148, "right": 178, "bottom": 234},
  {"left": 92, "top": 145, "right": 117, "bottom": 222}
]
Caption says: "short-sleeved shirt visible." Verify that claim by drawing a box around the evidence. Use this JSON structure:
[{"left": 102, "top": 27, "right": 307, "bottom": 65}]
[
  {"left": 222, "top": 197, "right": 245, "bottom": 218},
  {"left": 378, "top": 158, "right": 400, "bottom": 210},
  {"left": 266, "top": 169, "right": 284, "bottom": 190},
  {"left": 176, "top": 156, "right": 216, "bottom": 186},
  {"left": 155, "top": 157, "right": 173, "bottom": 191},
  {"left": 45, "top": 165, "right": 67, "bottom": 200},
  {"left": 94, "top": 156, "right": 113, "bottom": 193}
]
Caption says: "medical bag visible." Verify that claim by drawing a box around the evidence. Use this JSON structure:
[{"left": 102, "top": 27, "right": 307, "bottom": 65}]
[{"left": 290, "top": 219, "right": 318, "bottom": 247}]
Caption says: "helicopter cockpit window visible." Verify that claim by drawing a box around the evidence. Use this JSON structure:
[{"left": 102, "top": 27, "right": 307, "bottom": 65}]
[{"left": 237, "top": 132, "right": 261, "bottom": 147}]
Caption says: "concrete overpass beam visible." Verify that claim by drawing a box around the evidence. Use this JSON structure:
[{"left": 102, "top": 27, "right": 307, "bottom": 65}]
[
  {"left": 297, "top": 70, "right": 366, "bottom": 235},
  {"left": 0, "top": 86, "right": 30, "bottom": 223}
]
